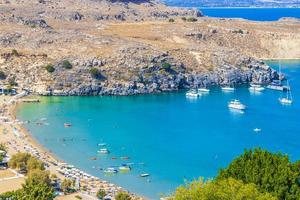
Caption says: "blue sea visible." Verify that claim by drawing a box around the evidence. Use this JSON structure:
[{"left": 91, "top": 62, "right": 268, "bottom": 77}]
[
  {"left": 17, "top": 60, "right": 300, "bottom": 199},
  {"left": 199, "top": 8, "right": 300, "bottom": 21},
  {"left": 164, "top": 0, "right": 300, "bottom": 21}
]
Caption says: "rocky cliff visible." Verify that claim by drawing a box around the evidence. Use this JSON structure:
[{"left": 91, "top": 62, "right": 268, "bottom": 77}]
[{"left": 0, "top": 0, "right": 299, "bottom": 96}]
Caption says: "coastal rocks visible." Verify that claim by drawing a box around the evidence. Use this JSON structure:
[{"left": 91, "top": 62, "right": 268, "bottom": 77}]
[
  {"left": 69, "top": 12, "right": 84, "bottom": 21},
  {"left": 0, "top": 33, "right": 21, "bottom": 46},
  {"left": 13, "top": 17, "right": 51, "bottom": 29}
]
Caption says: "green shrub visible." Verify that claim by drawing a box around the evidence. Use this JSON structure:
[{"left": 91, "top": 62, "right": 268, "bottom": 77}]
[
  {"left": 89, "top": 67, "right": 101, "bottom": 78},
  {"left": 8, "top": 153, "right": 44, "bottom": 173},
  {"left": 62, "top": 60, "right": 72, "bottom": 69},
  {"left": 11, "top": 49, "right": 19, "bottom": 56},
  {"left": 75, "top": 195, "right": 82, "bottom": 199},
  {"left": 45, "top": 64, "right": 55, "bottom": 73},
  {"left": 168, "top": 18, "right": 175, "bottom": 23},
  {"left": 0, "top": 71, "right": 6, "bottom": 80},
  {"left": 162, "top": 62, "right": 171, "bottom": 69},
  {"left": 217, "top": 148, "right": 300, "bottom": 200},
  {"left": 172, "top": 178, "right": 276, "bottom": 200},
  {"left": 181, "top": 17, "right": 187, "bottom": 21},
  {"left": 96, "top": 189, "right": 106, "bottom": 199},
  {"left": 115, "top": 192, "right": 131, "bottom": 200},
  {"left": 187, "top": 17, "right": 198, "bottom": 22}
]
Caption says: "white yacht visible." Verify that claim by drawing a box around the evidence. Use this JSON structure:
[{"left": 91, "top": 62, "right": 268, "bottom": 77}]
[
  {"left": 198, "top": 88, "right": 210, "bottom": 93},
  {"left": 98, "top": 148, "right": 109, "bottom": 154},
  {"left": 228, "top": 100, "right": 246, "bottom": 110},
  {"left": 221, "top": 86, "right": 235, "bottom": 92},
  {"left": 186, "top": 89, "right": 200, "bottom": 98},
  {"left": 279, "top": 81, "right": 293, "bottom": 105},
  {"left": 119, "top": 165, "right": 131, "bottom": 171},
  {"left": 249, "top": 84, "right": 265, "bottom": 92}
]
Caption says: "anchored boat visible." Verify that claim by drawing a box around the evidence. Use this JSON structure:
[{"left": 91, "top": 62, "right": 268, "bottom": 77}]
[{"left": 228, "top": 100, "right": 246, "bottom": 110}]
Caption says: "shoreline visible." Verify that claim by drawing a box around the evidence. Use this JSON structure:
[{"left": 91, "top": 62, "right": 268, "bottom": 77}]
[{"left": 0, "top": 95, "right": 141, "bottom": 199}]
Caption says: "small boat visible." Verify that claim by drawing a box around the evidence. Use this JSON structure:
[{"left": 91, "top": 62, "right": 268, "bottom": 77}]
[
  {"left": 97, "top": 148, "right": 109, "bottom": 154},
  {"left": 119, "top": 165, "right": 131, "bottom": 172},
  {"left": 253, "top": 128, "right": 261, "bottom": 132},
  {"left": 186, "top": 90, "right": 200, "bottom": 98},
  {"left": 198, "top": 88, "right": 210, "bottom": 93},
  {"left": 221, "top": 86, "right": 235, "bottom": 92},
  {"left": 98, "top": 143, "right": 107, "bottom": 147},
  {"left": 267, "top": 80, "right": 289, "bottom": 91},
  {"left": 140, "top": 173, "right": 150, "bottom": 177},
  {"left": 249, "top": 84, "right": 265, "bottom": 92},
  {"left": 120, "top": 156, "right": 130, "bottom": 160},
  {"left": 279, "top": 81, "right": 293, "bottom": 105},
  {"left": 64, "top": 123, "right": 72, "bottom": 127},
  {"left": 228, "top": 100, "right": 246, "bottom": 110},
  {"left": 104, "top": 167, "right": 118, "bottom": 174}
]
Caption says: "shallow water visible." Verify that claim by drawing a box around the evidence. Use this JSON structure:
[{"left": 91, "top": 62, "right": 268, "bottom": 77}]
[{"left": 17, "top": 60, "right": 300, "bottom": 199}]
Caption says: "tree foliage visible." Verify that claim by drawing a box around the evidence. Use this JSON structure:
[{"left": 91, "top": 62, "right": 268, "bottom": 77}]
[
  {"left": 62, "top": 60, "right": 72, "bottom": 69},
  {"left": 217, "top": 148, "right": 300, "bottom": 200},
  {"left": 172, "top": 178, "right": 276, "bottom": 200},
  {"left": 115, "top": 192, "right": 132, "bottom": 200},
  {"left": 20, "top": 169, "right": 54, "bottom": 200},
  {"left": 61, "top": 179, "right": 75, "bottom": 194},
  {"left": 89, "top": 67, "right": 101, "bottom": 78},
  {"left": 97, "top": 189, "right": 106, "bottom": 199},
  {"left": 45, "top": 64, "right": 55, "bottom": 73},
  {"left": 8, "top": 153, "right": 44, "bottom": 173}
]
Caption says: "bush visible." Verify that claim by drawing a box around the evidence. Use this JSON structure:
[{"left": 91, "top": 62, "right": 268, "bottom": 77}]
[
  {"left": 8, "top": 153, "right": 44, "bottom": 173},
  {"left": 168, "top": 18, "right": 175, "bottom": 23},
  {"left": 45, "top": 64, "right": 55, "bottom": 73},
  {"left": 75, "top": 195, "right": 82, "bottom": 199},
  {"left": 96, "top": 189, "right": 106, "bottom": 199},
  {"left": 217, "top": 148, "right": 300, "bottom": 200},
  {"left": 162, "top": 62, "right": 171, "bottom": 69},
  {"left": 8, "top": 78, "right": 17, "bottom": 87},
  {"left": 172, "top": 178, "right": 276, "bottom": 200},
  {"left": 187, "top": 17, "right": 198, "bottom": 22},
  {"left": 115, "top": 192, "right": 131, "bottom": 200},
  {"left": 11, "top": 49, "right": 19, "bottom": 56},
  {"left": 62, "top": 60, "right": 72, "bottom": 69},
  {"left": 0, "top": 71, "right": 6, "bottom": 80},
  {"left": 61, "top": 179, "right": 75, "bottom": 194},
  {"left": 181, "top": 17, "right": 187, "bottom": 21},
  {"left": 0, "top": 143, "right": 7, "bottom": 152},
  {"left": 89, "top": 67, "right": 101, "bottom": 78}
]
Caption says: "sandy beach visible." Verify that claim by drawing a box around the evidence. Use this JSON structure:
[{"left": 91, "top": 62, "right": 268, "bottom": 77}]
[{"left": 0, "top": 95, "right": 139, "bottom": 199}]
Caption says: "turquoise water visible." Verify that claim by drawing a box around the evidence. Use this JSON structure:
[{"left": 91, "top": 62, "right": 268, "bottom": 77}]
[
  {"left": 199, "top": 8, "right": 300, "bottom": 21},
  {"left": 17, "top": 60, "right": 300, "bottom": 199}
]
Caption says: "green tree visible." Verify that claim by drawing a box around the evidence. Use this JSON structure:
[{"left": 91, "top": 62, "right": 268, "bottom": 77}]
[
  {"left": 0, "top": 143, "right": 7, "bottom": 152},
  {"left": 0, "top": 71, "right": 6, "bottom": 80},
  {"left": 89, "top": 67, "right": 101, "bottom": 78},
  {"left": 115, "top": 192, "right": 132, "bottom": 200},
  {"left": 169, "top": 18, "right": 175, "bottom": 22},
  {"left": 61, "top": 179, "right": 75, "bottom": 194},
  {"left": 45, "top": 64, "right": 55, "bottom": 73},
  {"left": 181, "top": 17, "right": 187, "bottom": 21},
  {"left": 172, "top": 178, "right": 276, "bottom": 200},
  {"left": 162, "top": 62, "right": 171, "bottom": 69},
  {"left": 96, "top": 189, "right": 106, "bottom": 199},
  {"left": 21, "top": 169, "right": 54, "bottom": 200},
  {"left": 62, "top": 60, "right": 72, "bottom": 69},
  {"left": 8, "top": 152, "right": 31, "bottom": 171},
  {"left": 27, "top": 157, "right": 45, "bottom": 172},
  {"left": 217, "top": 148, "right": 300, "bottom": 200}
]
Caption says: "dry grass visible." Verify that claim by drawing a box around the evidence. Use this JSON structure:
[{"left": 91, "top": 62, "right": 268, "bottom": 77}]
[
  {"left": 0, "top": 177, "right": 25, "bottom": 193},
  {"left": 0, "top": 170, "right": 16, "bottom": 179}
]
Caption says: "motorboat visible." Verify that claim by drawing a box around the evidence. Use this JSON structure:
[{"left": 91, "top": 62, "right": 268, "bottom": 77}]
[
  {"left": 221, "top": 86, "right": 235, "bottom": 92},
  {"left": 140, "top": 173, "right": 150, "bottom": 177},
  {"left": 228, "top": 100, "right": 246, "bottom": 110},
  {"left": 249, "top": 84, "right": 265, "bottom": 92},
  {"left": 64, "top": 123, "right": 72, "bottom": 127},
  {"left": 119, "top": 165, "right": 131, "bottom": 172},
  {"left": 186, "top": 90, "right": 200, "bottom": 98},
  {"left": 98, "top": 148, "right": 109, "bottom": 154},
  {"left": 253, "top": 128, "right": 261, "bottom": 132},
  {"left": 98, "top": 143, "right": 107, "bottom": 147},
  {"left": 267, "top": 80, "right": 289, "bottom": 91},
  {"left": 104, "top": 167, "right": 118, "bottom": 174},
  {"left": 197, "top": 88, "right": 210, "bottom": 93}
]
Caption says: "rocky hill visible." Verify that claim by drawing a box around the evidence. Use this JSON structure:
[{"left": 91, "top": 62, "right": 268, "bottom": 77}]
[{"left": 0, "top": 0, "right": 299, "bottom": 95}]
